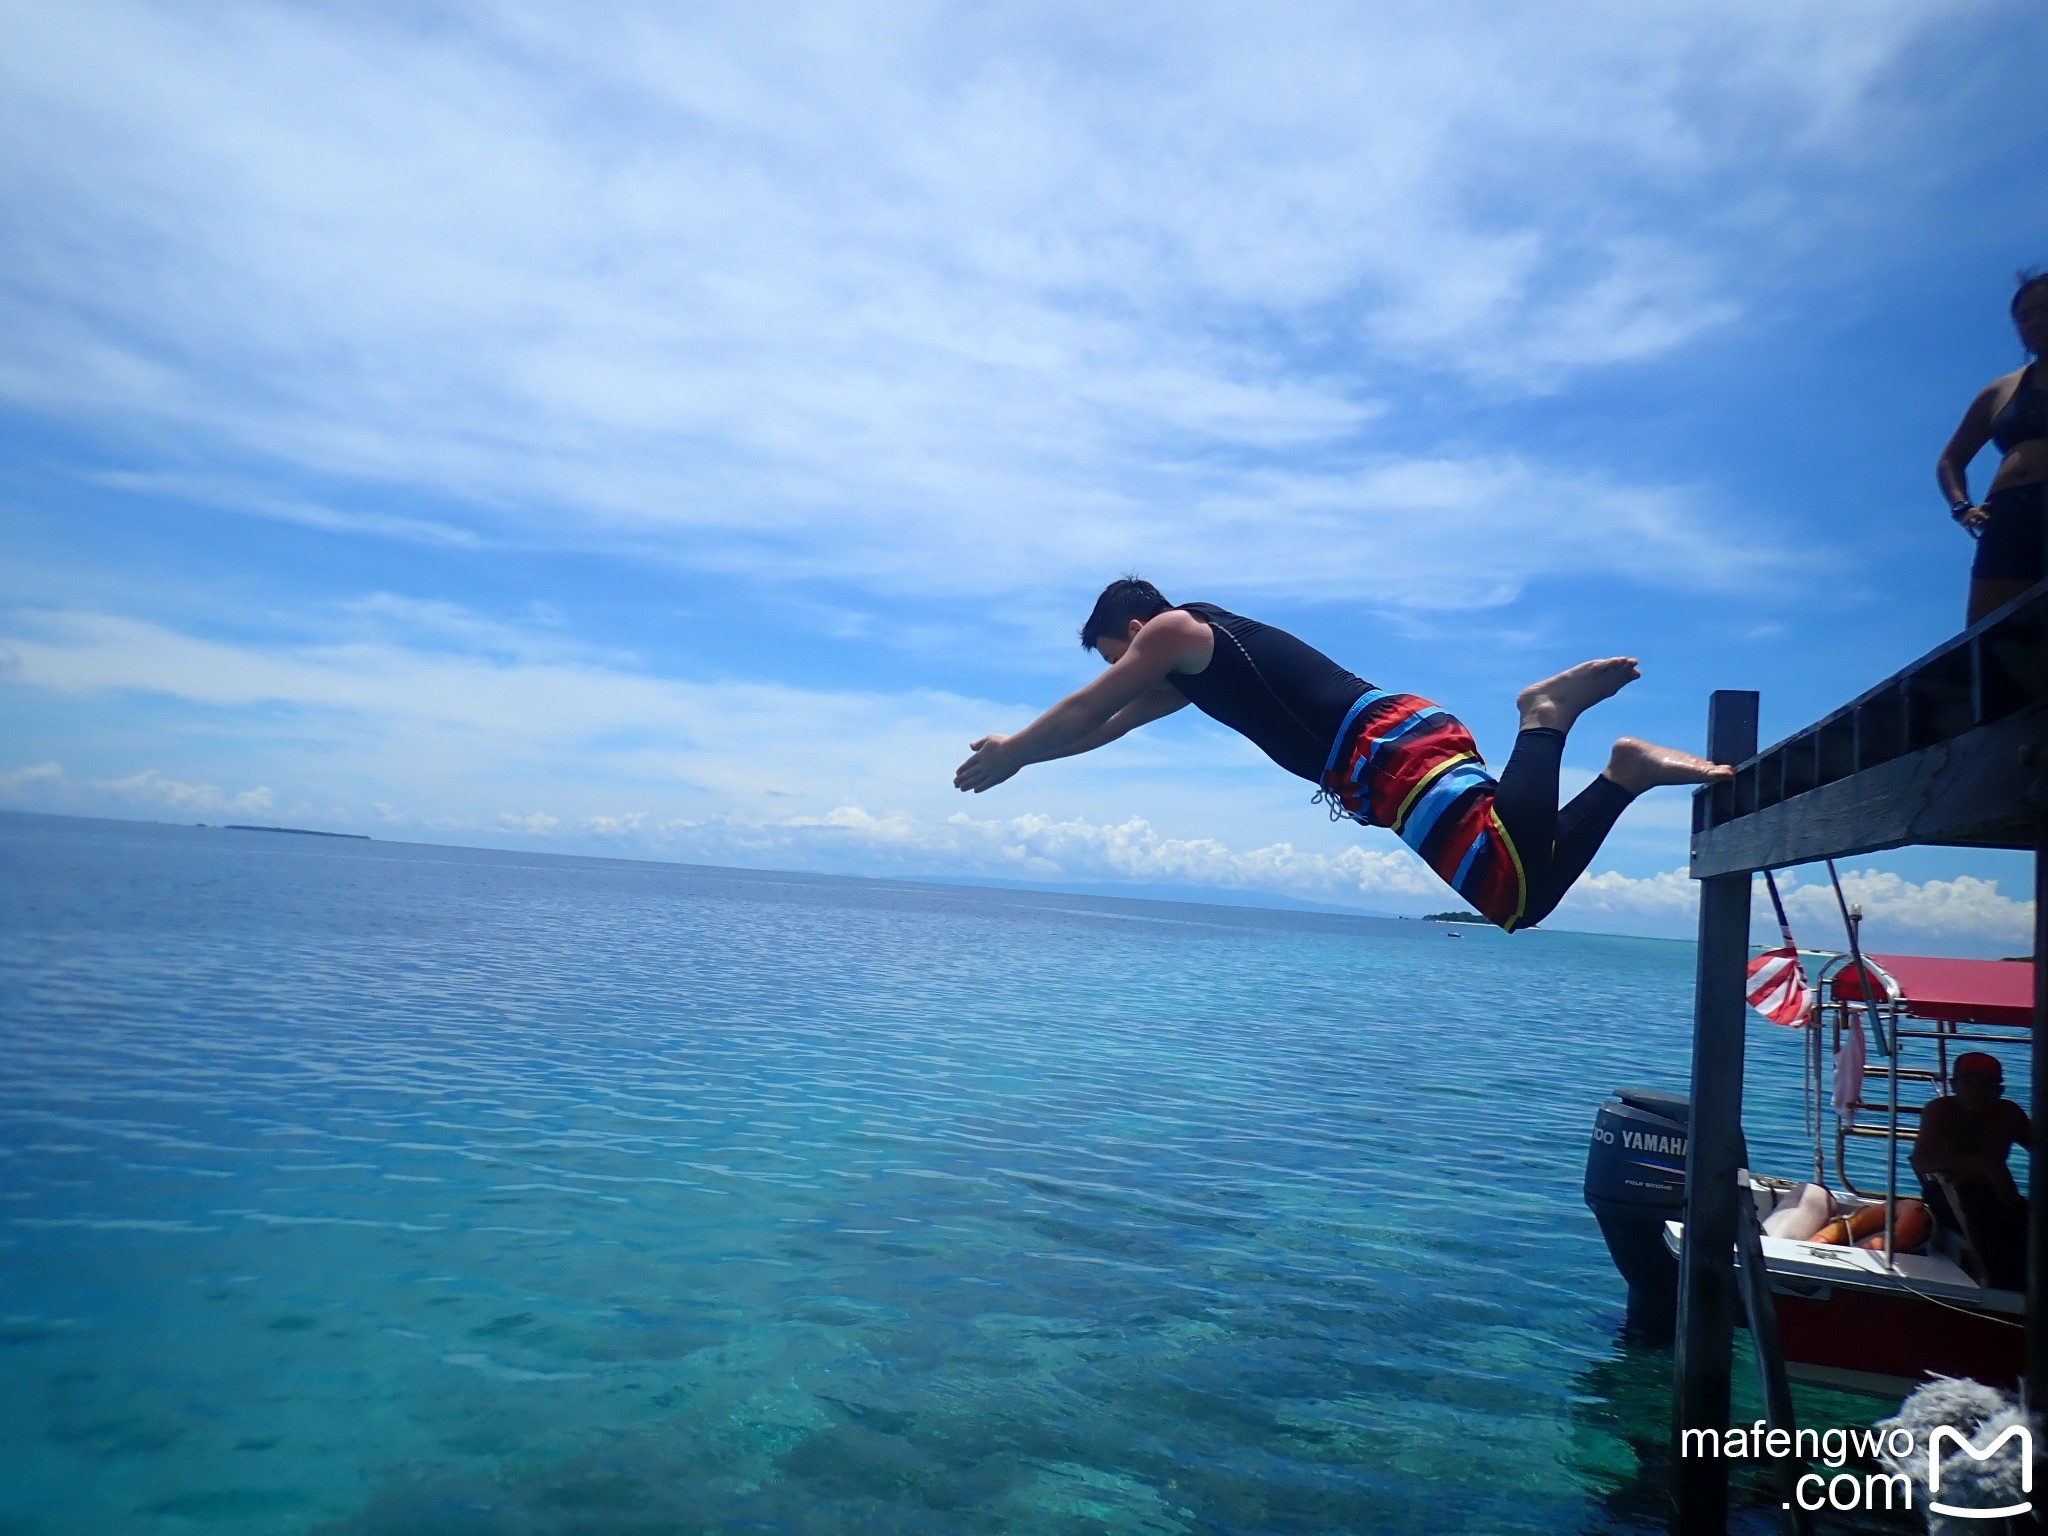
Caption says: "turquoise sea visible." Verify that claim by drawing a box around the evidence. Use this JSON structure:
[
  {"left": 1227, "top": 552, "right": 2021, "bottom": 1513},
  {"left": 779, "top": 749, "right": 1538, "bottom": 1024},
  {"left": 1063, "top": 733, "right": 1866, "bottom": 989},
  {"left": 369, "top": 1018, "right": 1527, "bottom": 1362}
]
[{"left": 1, "top": 812, "right": 1906, "bottom": 1534}]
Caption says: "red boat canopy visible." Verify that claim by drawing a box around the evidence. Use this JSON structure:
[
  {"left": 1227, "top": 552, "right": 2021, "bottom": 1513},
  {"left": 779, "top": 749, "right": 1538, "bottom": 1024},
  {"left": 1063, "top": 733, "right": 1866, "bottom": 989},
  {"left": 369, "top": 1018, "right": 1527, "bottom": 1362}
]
[{"left": 1828, "top": 953, "right": 2036, "bottom": 1028}]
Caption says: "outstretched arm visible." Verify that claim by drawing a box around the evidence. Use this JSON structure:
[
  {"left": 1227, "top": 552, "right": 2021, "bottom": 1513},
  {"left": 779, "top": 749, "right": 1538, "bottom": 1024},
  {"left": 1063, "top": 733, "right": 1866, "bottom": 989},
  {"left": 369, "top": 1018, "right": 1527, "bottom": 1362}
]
[
  {"left": 954, "top": 613, "right": 1205, "bottom": 793},
  {"left": 1025, "top": 685, "right": 1190, "bottom": 763}
]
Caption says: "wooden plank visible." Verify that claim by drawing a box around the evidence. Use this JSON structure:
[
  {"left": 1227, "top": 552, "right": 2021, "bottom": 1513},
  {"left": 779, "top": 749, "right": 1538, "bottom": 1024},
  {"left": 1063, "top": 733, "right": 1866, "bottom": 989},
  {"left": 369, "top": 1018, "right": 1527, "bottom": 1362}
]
[
  {"left": 1817, "top": 715, "right": 1854, "bottom": 786},
  {"left": 1739, "top": 581, "right": 2048, "bottom": 778},
  {"left": 1692, "top": 583, "right": 2045, "bottom": 816},
  {"left": 1674, "top": 690, "right": 1758, "bottom": 1535},
  {"left": 1907, "top": 647, "right": 1975, "bottom": 747},
  {"left": 1689, "top": 704, "right": 2048, "bottom": 878}
]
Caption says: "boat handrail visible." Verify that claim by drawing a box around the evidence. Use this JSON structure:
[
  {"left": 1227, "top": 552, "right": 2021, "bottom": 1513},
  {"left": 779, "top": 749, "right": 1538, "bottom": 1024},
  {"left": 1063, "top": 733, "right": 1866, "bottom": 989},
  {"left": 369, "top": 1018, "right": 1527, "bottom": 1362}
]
[{"left": 1827, "top": 996, "right": 2033, "bottom": 1214}]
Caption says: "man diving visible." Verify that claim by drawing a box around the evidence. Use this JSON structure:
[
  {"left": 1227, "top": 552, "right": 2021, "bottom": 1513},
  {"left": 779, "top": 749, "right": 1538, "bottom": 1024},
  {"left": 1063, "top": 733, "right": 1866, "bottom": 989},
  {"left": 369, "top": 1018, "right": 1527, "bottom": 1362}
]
[{"left": 952, "top": 578, "right": 1733, "bottom": 932}]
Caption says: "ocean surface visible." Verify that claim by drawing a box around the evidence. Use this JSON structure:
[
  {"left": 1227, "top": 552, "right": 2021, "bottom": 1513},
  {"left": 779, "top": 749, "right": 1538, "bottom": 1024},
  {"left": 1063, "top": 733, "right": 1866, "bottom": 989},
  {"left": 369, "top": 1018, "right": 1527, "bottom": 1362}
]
[{"left": 0, "top": 813, "right": 1905, "bottom": 1534}]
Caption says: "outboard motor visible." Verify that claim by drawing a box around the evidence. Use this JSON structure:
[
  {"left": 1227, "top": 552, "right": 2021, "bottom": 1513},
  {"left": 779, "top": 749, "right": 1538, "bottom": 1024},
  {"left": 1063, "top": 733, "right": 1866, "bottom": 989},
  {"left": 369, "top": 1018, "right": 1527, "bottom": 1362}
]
[{"left": 1584, "top": 1088, "right": 1692, "bottom": 1339}]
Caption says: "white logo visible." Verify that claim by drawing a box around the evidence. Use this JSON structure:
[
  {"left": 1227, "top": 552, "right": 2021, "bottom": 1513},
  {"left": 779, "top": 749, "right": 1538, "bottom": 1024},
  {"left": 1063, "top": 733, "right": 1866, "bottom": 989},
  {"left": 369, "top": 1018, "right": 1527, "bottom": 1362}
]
[{"left": 1929, "top": 1424, "right": 2033, "bottom": 1520}]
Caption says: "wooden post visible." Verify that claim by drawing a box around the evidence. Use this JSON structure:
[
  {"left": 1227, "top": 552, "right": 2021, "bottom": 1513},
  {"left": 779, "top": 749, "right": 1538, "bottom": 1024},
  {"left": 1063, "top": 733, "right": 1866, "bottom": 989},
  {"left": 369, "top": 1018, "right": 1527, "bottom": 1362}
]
[
  {"left": 2028, "top": 839, "right": 2047, "bottom": 1418},
  {"left": 2028, "top": 565, "right": 2047, "bottom": 1424},
  {"left": 1674, "top": 689, "right": 1759, "bottom": 1532},
  {"left": 1736, "top": 1185, "right": 1810, "bottom": 1532}
]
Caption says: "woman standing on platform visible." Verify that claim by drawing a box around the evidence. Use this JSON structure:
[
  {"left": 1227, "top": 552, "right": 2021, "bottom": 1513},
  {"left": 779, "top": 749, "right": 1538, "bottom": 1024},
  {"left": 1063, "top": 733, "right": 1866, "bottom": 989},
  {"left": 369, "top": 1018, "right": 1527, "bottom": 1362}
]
[{"left": 1938, "top": 271, "right": 2048, "bottom": 624}]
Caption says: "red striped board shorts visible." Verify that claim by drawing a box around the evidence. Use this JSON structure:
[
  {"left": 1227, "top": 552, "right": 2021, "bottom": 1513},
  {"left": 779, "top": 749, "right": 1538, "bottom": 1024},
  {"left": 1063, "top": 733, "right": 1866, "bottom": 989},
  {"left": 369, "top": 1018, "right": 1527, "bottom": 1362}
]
[{"left": 1315, "top": 690, "right": 1530, "bottom": 932}]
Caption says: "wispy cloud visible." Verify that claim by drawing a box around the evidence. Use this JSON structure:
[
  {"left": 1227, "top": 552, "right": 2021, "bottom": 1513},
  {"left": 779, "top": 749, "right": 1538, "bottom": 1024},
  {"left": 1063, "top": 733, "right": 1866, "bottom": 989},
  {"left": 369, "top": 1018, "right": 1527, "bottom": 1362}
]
[
  {"left": 8, "top": 593, "right": 2036, "bottom": 947},
  {"left": 6, "top": 736, "right": 2031, "bottom": 945},
  {"left": 103, "top": 768, "right": 277, "bottom": 818},
  {"left": 496, "top": 809, "right": 559, "bottom": 837},
  {"left": 1, "top": 760, "right": 64, "bottom": 794},
  {"left": 0, "top": 603, "right": 1028, "bottom": 824},
  {"left": 0, "top": 1, "right": 1951, "bottom": 603},
  {"left": 5, "top": 1, "right": 2031, "bottom": 946},
  {"left": 84, "top": 471, "right": 486, "bottom": 549},
  {"left": 0, "top": 760, "right": 278, "bottom": 817},
  {"left": 631, "top": 813, "right": 2036, "bottom": 946}
]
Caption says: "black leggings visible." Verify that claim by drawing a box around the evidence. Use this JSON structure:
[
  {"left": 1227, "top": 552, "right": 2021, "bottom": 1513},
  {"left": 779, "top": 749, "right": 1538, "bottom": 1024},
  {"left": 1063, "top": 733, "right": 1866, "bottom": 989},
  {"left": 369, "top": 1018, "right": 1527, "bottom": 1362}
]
[{"left": 1491, "top": 727, "right": 1636, "bottom": 928}]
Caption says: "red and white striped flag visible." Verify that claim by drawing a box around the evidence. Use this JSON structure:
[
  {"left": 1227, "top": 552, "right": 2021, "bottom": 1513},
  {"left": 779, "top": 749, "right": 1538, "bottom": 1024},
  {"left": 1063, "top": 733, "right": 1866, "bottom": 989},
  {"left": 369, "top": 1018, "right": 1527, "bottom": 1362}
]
[
  {"left": 1745, "top": 872, "right": 1813, "bottom": 1027},
  {"left": 1746, "top": 946, "right": 1812, "bottom": 1026}
]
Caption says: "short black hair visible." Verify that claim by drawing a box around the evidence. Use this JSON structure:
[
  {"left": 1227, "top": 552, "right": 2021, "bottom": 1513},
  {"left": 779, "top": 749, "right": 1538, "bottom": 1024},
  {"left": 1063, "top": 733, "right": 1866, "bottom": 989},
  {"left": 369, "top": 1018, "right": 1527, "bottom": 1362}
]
[
  {"left": 2012, "top": 267, "right": 2048, "bottom": 315},
  {"left": 1079, "top": 576, "right": 1173, "bottom": 651}
]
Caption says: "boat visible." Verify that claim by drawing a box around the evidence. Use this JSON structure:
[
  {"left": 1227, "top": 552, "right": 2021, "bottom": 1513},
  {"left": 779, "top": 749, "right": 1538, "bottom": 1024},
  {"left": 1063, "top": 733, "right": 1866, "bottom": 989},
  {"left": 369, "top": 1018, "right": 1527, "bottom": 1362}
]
[{"left": 1585, "top": 949, "right": 2032, "bottom": 1396}]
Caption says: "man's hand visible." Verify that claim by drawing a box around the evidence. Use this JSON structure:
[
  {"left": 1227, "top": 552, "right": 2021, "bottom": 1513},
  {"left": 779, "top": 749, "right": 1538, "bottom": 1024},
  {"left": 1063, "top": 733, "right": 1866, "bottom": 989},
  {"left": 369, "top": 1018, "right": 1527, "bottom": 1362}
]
[
  {"left": 954, "top": 734, "right": 1020, "bottom": 793},
  {"left": 948, "top": 610, "right": 1206, "bottom": 794}
]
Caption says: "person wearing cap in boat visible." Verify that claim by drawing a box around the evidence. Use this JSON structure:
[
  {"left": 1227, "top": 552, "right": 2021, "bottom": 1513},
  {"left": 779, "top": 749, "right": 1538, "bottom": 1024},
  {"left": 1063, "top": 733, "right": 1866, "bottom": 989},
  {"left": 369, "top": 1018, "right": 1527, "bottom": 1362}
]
[
  {"left": 1911, "top": 1051, "right": 2031, "bottom": 1290},
  {"left": 953, "top": 579, "right": 1731, "bottom": 933}
]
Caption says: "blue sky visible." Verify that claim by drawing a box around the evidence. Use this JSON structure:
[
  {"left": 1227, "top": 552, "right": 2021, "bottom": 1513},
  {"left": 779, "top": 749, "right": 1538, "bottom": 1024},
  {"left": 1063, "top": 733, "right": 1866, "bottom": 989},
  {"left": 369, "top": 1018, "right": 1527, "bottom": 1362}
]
[{"left": 3, "top": 1, "right": 2045, "bottom": 951}]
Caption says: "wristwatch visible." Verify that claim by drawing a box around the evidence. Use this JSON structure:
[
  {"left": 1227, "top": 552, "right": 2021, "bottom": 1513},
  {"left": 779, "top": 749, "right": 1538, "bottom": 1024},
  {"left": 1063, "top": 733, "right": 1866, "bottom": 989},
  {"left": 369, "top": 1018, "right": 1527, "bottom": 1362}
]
[{"left": 1949, "top": 499, "right": 1974, "bottom": 522}]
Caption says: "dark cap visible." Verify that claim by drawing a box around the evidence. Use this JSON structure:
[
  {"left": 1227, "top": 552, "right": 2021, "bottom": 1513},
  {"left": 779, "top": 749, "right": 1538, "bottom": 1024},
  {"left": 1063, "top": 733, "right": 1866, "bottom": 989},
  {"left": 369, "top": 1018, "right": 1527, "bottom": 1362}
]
[{"left": 1954, "top": 1051, "right": 2004, "bottom": 1081}]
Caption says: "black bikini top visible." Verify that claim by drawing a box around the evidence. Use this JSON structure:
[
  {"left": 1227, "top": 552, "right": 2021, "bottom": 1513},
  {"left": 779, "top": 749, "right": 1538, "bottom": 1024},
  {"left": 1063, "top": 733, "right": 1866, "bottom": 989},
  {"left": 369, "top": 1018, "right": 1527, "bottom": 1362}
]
[{"left": 1990, "top": 367, "right": 2046, "bottom": 454}]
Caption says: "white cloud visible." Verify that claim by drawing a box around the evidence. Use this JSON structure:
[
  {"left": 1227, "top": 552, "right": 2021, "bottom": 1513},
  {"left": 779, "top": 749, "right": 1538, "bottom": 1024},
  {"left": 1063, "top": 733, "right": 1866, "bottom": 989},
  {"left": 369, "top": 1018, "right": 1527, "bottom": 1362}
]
[
  {"left": 86, "top": 471, "right": 486, "bottom": 549},
  {"left": 497, "top": 810, "right": 559, "bottom": 836},
  {"left": 824, "top": 804, "right": 1442, "bottom": 901},
  {"left": 1776, "top": 868, "right": 2036, "bottom": 953},
  {"left": 7, "top": 598, "right": 2034, "bottom": 948},
  {"left": 0, "top": 758, "right": 289, "bottom": 819},
  {"left": 10, "top": 712, "right": 2032, "bottom": 945},
  {"left": 0, "top": 605, "right": 1002, "bottom": 822},
  {"left": 585, "top": 802, "right": 1447, "bottom": 910},
  {"left": 479, "top": 806, "right": 2032, "bottom": 949},
  {"left": 1, "top": 760, "right": 64, "bottom": 796},
  {"left": 0, "top": 599, "right": 1634, "bottom": 856},
  {"left": 1556, "top": 863, "right": 2037, "bottom": 951},
  {"left": 0, "top": 0, "right": 1954, "bottom": 603},
  {"left": 1555, "top": 865, "right": 1701, "bottom": 920},
  {"left": 101, "top": 768, "right": 276, "bottom": 817}
]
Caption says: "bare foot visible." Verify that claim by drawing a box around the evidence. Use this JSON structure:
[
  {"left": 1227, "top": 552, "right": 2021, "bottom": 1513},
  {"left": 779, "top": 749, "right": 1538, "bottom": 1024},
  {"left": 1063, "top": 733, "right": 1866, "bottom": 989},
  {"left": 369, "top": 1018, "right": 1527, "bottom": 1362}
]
[
  {"left": 1516, "top": 657, "right": 1640, "bottom": 733},
  {"left": 1603, "top": 737, "right": 1735, "bottom": 795}
]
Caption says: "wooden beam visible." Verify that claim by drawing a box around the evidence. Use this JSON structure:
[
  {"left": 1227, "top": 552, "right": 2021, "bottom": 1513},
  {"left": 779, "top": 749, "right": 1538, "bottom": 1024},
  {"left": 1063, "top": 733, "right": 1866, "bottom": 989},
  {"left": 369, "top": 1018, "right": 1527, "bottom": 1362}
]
[
  {"left": 1674, "top": 690, "right": 1758, "bottom": 1534},
  {"left": 1690, "top": 583, "right": 2047, "bottom": 850},
  {"left": 1689, "top": 704, "right": 2048, "bottom": 878}
]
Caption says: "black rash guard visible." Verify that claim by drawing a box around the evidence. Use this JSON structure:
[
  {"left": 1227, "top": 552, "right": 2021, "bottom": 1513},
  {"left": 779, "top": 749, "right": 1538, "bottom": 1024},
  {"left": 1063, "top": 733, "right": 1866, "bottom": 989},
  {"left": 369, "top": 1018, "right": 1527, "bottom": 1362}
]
[{"left": 1166, "top": 603, "right": 1373, "bottom": 782}]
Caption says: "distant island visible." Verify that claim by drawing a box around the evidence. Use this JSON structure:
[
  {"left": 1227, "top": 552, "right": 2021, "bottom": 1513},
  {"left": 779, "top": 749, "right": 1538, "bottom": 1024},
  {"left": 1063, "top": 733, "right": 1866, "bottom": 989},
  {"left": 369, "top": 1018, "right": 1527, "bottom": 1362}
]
[
  {"left": 223, "top": 825, "right": 370, "bottom": 840},
  {"left": 1421, "top": 910, "right": 1489, "bottom": 925}
]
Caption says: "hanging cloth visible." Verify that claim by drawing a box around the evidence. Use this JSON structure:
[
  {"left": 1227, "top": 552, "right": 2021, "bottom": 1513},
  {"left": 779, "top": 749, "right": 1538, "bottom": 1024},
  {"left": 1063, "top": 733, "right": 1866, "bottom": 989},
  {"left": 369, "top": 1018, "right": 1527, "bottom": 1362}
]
[
  {"left": 1833, "top": 1011, "right": 1867, "bottom": 1125},
  {"left": 1823, "top": 860, "right": 1882, "bottom": 1124}
]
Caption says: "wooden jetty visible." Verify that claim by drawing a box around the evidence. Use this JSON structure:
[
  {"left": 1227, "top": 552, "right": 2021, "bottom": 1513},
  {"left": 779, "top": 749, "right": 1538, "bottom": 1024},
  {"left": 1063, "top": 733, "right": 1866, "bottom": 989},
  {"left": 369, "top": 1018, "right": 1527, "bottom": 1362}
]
[{"left": 1674, "top": 581, "right": 2048, "bottom": 1530}]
